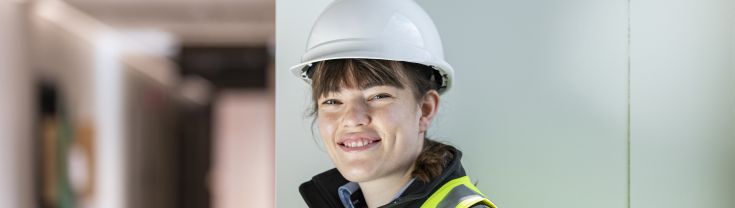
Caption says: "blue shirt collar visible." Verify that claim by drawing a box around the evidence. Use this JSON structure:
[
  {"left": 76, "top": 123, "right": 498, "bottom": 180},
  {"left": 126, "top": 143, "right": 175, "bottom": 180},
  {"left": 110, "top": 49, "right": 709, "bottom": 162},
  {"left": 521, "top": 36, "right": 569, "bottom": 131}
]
[{"left": 337, "top": 178, "right": 416, "bottom": 208}]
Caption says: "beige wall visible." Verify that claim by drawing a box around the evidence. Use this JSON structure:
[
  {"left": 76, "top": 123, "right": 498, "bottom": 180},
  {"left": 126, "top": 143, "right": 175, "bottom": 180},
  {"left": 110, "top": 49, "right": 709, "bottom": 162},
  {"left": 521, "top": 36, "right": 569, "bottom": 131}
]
[
  {"left": 0, "top": 1, "right": 34, "bottom": 207},
  {"left": 213, "top": 90, "right": 275, "bottom": 208}
]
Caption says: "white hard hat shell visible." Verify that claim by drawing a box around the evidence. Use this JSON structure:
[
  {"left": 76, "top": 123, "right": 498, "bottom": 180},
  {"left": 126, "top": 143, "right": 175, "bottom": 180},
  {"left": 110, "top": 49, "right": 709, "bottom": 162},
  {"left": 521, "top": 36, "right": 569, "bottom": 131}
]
[{"left": 289, "top": 0, "right": 454, "bottom": 93}]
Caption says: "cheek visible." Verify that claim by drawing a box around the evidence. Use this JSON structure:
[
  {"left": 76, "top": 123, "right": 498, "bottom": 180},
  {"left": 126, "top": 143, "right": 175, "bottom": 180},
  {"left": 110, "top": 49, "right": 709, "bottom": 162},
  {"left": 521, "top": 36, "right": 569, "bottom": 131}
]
[
  {"left": 376, "top": 104, "right": 422, "bottom": 150},
  {"left": 381, "top": 104, "right": 421, "bottom": 132},
  {"left": 398, "top": 106, "right": 423, "bottom": 148},
  {"left": 317, "top": 113, "right": 339, "bottom": 142}
]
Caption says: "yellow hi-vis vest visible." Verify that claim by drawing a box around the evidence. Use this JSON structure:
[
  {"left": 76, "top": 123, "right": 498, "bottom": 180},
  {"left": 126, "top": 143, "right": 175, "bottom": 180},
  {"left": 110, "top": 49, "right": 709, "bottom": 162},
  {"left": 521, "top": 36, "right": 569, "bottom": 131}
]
[{"left": 419, "top": 176, "right": 497, "bottom": 208}]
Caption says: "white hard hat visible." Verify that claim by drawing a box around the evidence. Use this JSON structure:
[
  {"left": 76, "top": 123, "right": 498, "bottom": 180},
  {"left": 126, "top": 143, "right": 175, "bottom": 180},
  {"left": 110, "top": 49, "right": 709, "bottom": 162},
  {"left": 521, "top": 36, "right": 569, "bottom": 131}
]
[{"left": 289, "top": 0, "right": 454, "bottom": 93}]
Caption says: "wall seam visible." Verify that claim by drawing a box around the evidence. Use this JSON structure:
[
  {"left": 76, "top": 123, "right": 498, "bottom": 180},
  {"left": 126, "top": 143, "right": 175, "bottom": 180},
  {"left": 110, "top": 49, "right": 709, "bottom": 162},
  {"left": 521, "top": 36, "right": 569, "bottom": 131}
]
[{"left": 626, "top": 0, "right": 632, "bottom": 208}]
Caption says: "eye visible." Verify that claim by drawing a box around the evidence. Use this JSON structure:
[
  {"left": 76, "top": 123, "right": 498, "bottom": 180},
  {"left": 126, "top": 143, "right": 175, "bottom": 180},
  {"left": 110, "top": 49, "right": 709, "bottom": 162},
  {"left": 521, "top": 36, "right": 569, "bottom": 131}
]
[
  {"left": 369, "top": 93, "right": 393, "bottom": 101},
  {"left": 321, "top": 99, "right": 342, "bottom": 105}
]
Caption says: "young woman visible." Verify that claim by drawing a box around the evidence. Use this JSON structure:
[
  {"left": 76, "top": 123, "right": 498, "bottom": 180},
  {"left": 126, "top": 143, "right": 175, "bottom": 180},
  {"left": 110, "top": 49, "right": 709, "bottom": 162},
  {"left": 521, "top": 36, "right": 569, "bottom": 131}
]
[{"left": 290, "top": 0, "right": 497, "bottom": 207}]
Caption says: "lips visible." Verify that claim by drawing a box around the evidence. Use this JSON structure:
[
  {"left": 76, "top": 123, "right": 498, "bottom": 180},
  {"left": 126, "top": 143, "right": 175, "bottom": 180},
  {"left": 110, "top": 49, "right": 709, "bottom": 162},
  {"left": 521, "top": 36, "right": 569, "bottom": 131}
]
[{"left": 337, "top": 133, "right": 381, "bottom": 152}]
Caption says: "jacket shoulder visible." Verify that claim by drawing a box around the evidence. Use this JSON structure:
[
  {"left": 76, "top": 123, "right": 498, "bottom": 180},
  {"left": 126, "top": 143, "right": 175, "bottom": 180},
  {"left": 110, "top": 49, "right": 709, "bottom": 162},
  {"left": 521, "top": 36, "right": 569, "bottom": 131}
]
[{"left": 420, "top": 176, "right": 497, "bottom": 208}]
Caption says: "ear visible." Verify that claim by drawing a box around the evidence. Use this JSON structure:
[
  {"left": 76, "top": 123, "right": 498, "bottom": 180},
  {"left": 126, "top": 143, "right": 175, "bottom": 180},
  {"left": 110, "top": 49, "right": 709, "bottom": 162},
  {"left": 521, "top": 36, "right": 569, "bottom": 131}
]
[{"left": 419, "top": 90, "right": 440, "bottom": 133}]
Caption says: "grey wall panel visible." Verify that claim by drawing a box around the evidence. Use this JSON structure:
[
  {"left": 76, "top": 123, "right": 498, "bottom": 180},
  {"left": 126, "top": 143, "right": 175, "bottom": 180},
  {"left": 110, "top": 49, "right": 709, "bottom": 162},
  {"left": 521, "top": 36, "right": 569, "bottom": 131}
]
[
  {"left": 277, "top": 0, "right": 629, "bottom": 207},
  {"left": 275, "top": 0, "right": 335, "bottom": 207},
  {"left": 423, "top": 1, "right": 628, "bottom": 207},
  {"left": 630, "top": 0, "right": 735, "bottom": 207}
]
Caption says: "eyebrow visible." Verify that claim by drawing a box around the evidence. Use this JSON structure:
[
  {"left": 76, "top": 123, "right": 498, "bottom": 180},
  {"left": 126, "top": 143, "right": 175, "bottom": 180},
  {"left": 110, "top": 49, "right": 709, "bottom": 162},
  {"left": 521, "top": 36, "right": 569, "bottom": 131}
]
[
  {"left": 354, "top": 75, "right": 406, "bottom": 89},
  {"left": 320, "top": 83, "right": 400, "bottom": 98},
  {"left": 359, "top": 82, "right": 397, "bottom": 90}
]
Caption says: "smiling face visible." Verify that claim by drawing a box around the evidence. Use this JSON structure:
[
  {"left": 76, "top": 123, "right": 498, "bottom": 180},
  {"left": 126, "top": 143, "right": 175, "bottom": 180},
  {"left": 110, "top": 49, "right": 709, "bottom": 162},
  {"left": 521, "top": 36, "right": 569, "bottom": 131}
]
[
  {"left": 310, "top": 59, "right": 439, "bottom": 183},
  {"left": 317, "top": 85, "right": 424, "bottom": 182}
]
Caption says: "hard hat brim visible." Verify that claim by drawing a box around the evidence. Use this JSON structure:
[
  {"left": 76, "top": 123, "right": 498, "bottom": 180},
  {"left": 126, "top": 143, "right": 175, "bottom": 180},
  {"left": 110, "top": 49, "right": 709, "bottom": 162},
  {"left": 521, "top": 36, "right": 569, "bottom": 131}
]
[{"left": 289, "top": 39, "right": 454, "bottom": 94}]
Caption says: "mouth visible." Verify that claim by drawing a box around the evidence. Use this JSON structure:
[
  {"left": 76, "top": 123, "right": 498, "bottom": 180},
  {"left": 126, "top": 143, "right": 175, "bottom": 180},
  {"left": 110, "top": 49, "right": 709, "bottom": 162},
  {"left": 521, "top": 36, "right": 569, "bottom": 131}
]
[{"left": 337, "top": 134, "right": 381, "bottom": 152}]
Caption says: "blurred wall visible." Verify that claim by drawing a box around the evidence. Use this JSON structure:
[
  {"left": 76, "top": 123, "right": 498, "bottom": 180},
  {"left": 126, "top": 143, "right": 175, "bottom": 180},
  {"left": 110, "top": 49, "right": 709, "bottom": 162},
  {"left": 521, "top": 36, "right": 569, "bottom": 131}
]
[
  {"left": 276, "top": 0, "right": 735, "bottom": 208},
  {"left": 29, "top": 1, "right": 180, "bottom": 207},
  {"left": 0, "top": 1, "right": 34, "bottom": 207},
  {"left": 213, "top": 90, "right": 274, "bottom": 208},
  {"left": 630, "top": 0, "right": 735, "bottom": 207}
]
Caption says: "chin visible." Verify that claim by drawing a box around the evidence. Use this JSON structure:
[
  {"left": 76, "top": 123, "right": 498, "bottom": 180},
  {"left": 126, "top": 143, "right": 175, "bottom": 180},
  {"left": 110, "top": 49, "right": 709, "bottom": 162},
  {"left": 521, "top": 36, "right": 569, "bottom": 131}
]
[{"left": 337, "top": 164, "right": 378, "bottom": 182}]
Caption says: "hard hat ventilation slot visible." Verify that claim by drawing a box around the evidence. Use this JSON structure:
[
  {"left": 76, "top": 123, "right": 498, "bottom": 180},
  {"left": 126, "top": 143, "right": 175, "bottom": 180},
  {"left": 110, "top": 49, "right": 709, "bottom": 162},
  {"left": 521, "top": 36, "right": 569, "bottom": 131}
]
[
  {"left": 301, "top": 64, "right": 315, "bottom": 80},
  {"left": 430, "top": 66, "right": 447, "bottom": 91}
]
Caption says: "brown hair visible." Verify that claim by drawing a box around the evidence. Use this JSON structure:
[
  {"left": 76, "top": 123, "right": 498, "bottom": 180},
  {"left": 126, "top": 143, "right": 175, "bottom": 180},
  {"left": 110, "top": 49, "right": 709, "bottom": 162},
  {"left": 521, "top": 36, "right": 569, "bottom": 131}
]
[{"left": 308, "top": 59, "right": 455, "bottom": 183}]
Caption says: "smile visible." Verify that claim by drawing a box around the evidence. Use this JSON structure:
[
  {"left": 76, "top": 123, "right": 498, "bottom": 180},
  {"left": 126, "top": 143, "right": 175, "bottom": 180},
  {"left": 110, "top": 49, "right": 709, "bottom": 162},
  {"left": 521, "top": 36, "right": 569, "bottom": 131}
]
[{"left": 337, "top": 134, "right": 381, "bottom": 152}]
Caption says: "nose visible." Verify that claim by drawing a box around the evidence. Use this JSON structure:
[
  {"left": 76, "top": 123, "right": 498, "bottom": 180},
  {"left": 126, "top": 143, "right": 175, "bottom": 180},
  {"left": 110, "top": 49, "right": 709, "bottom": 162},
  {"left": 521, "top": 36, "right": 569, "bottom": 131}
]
[{"left": 341, "top": 101, "right": 370, "bottom": 128}]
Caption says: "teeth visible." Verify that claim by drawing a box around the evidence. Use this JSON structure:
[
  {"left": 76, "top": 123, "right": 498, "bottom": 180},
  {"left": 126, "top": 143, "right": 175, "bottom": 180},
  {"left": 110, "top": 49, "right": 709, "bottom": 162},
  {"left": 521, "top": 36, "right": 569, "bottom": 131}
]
[{"left": 344, "top": 140, "right": 374, "bottom": 148}]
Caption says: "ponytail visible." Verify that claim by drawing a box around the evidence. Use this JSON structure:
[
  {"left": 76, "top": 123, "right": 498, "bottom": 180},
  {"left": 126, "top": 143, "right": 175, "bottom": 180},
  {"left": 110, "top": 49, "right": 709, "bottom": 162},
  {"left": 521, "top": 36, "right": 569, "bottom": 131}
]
[{"left": 412, "top": 139, "right": 454, "bottom": 183}]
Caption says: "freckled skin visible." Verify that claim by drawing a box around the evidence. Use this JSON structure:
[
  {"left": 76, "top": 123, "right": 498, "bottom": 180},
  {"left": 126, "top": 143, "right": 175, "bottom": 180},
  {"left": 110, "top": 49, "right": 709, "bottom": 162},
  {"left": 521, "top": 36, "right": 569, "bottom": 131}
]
[{"left": 317, "top": 85, "right": 424, "bottom": 183}]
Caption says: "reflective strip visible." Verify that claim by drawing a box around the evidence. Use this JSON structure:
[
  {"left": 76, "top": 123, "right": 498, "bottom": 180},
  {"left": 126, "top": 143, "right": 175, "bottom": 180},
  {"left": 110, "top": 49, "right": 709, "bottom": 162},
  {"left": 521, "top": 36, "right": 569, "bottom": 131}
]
[
  {"left": 420, "top": 176, "right": 497, "bottom": 208},
  {"left": 455, "top": 195, "right": 493, "bottom": 208}
]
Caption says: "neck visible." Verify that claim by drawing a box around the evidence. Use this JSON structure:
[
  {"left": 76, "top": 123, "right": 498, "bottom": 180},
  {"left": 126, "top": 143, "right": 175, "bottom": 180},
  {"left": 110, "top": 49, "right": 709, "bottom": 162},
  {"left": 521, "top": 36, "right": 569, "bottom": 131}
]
[{"left": 358, "top": 168, "right": 414, "bottom": 208}]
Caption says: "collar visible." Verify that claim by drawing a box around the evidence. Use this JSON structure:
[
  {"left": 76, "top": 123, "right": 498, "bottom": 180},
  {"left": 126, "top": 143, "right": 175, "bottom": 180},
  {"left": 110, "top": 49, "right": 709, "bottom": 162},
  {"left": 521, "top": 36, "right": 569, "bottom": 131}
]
[
  {"left": 300, "top": 146, "right": 467, "bottom": 208},
  {"left": 337, "top": 182, "right": 360, "bottom": 208},
  {"left": 338, "top": 178, "right": 416, "bottom": 208}
]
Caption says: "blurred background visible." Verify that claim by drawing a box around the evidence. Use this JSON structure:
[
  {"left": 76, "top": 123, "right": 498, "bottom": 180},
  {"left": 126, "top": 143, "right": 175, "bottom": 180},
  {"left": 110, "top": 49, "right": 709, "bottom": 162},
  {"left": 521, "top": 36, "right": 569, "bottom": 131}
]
[
  {"left": 0, "top": 0, "right": 274, "bottom": 208},
  {"left": 277, "top": 0, "right": 734, "bottom": 208}
]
